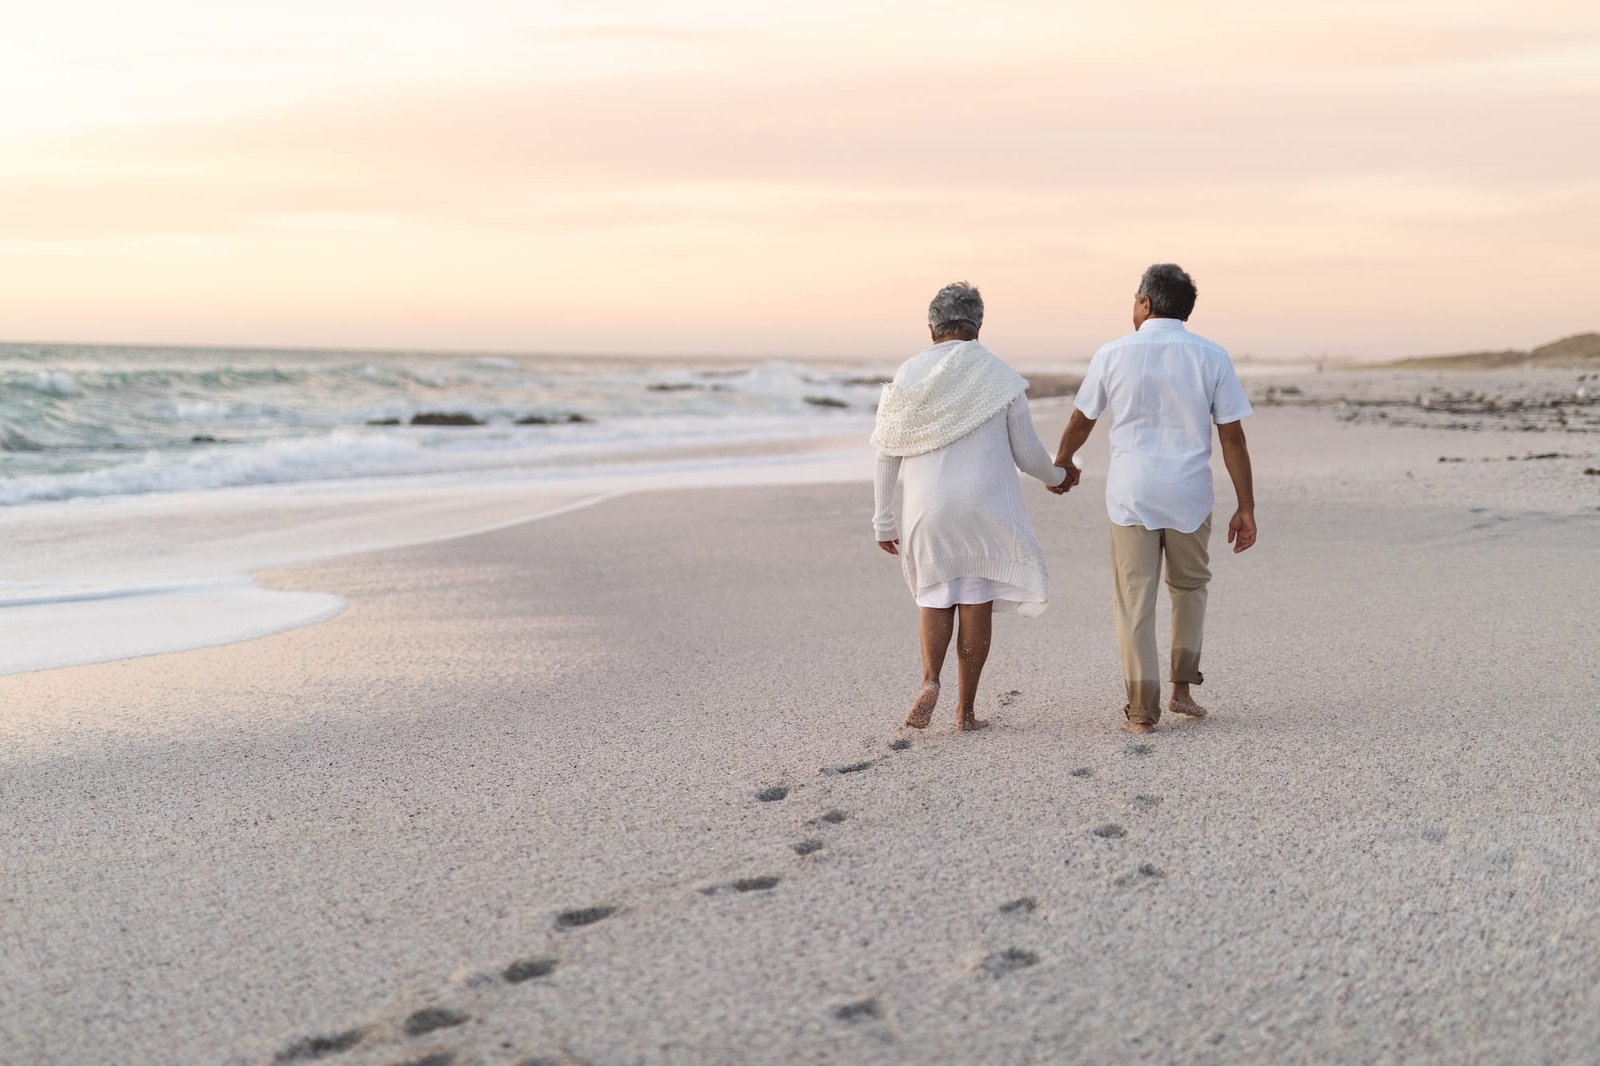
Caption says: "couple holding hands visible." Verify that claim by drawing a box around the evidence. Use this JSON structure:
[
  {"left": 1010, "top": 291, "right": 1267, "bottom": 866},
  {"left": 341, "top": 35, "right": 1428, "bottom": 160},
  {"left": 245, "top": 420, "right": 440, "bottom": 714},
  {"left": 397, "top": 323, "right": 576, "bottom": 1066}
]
[{"left": 871, "top": 266, "right": 1257, "bottom": 734}]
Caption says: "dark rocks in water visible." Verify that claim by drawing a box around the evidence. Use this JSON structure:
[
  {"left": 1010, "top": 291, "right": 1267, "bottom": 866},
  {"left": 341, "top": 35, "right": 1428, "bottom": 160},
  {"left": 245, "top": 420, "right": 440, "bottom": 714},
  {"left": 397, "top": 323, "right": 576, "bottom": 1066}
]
[
  {"left": 803, "top": 395, "right": 849, "bottom": 408},
  {"left": 403, "top": 1008, "right": 470, "bottom": 1037},
  {"left": 1586, "top": 467, "right": 1600, "bottom": 476},
  {"left": 190, "top": 434, "right": 223, "bottom": 443},
  {"left": 275, "top": 1028, "right": 365, "bottom": 1061},
  {"left": 514, "top": 413, "right": 592, "bottom": 425},
  {"left": 842, "top": 374, "right": 893, "bottom": 386},
  {"left": 647, "top": 382, "right": 699, "bottom": 392},
  {"left": 410, "top": 412, "right": 483, "bottom": 426},
  {"left": 365, "top": 418, "right": 402, "bottom": 426}
]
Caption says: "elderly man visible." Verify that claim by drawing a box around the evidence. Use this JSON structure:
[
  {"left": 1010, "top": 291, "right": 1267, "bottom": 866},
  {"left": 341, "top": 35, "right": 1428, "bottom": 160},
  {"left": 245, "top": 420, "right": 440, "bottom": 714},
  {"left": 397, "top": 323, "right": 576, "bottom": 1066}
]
[{"left": 1051, "top": 264, "right": 1256, "bottom": 733}]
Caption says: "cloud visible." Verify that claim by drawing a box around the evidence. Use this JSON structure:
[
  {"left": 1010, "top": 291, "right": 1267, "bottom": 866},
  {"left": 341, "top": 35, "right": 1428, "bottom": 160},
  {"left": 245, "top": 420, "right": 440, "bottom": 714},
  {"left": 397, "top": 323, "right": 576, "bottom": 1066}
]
[{"left": 1, "top": 3, "right": 1596, "bottom": 356}]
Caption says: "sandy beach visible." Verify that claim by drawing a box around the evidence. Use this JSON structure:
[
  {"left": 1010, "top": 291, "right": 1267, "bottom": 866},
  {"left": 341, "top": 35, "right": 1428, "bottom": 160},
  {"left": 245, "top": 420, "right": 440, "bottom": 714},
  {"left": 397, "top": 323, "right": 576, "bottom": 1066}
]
[{"left": 4, "top": 373, "right": 1599, "bottom": 1065}]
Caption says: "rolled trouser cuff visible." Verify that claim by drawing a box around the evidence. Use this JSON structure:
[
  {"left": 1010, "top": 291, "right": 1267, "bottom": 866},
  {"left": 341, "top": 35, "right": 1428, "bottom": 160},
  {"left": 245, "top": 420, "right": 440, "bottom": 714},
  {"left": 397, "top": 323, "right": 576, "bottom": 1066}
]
[
  {"left": 1124, "top": 680, "right": 1162, "bottom": 725},
  {"left": 1171, "top": 649, "right": 1204, "bottom": 686}
]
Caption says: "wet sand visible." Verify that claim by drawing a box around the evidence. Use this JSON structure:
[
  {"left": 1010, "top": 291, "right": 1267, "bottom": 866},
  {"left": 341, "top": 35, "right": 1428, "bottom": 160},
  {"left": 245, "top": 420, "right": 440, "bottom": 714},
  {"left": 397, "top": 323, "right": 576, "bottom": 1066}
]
[{"left": 3, "top": 382, "right": 1599, "bottom": 1064}]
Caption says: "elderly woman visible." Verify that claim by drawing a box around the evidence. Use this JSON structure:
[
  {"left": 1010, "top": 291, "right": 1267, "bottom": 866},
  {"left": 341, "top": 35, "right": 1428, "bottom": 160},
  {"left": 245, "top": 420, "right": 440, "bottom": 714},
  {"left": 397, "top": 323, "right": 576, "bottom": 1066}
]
[{"left": 872, "top": 282, "right": 1069, "bottom": 731}]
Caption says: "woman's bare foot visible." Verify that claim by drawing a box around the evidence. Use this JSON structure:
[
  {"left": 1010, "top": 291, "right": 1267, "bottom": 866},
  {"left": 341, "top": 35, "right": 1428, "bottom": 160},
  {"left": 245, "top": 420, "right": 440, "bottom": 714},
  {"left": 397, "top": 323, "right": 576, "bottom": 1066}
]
[
  {"left": 1123, "top": 721, "right": 1157, "bottom": 734},
  {"left": 905, "top": 682, "right": 940, "bottom": 729},
  {"left": 957, "top": 714, "right": 990, "bottom": 732},
  {"left": 1169, "top": 684, "right": 1208, "bottom": 719}
]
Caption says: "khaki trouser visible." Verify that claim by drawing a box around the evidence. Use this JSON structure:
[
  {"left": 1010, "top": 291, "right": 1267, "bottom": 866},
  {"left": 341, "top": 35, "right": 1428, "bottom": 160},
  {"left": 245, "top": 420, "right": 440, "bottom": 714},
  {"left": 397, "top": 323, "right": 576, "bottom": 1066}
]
[{"left": 1108, "top": 516, "right": 1212, "bottom": 726}]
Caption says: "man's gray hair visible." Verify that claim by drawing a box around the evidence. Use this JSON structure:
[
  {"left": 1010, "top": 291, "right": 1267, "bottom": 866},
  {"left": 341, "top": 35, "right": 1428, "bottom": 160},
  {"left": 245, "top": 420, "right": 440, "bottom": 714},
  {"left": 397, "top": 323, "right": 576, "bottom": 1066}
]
[
  {"left": 928, "top": 281, "right": 984, "bottom": 336},
  {"left": 1137, "top": 263, "right": 1198, "bottom": 321}
]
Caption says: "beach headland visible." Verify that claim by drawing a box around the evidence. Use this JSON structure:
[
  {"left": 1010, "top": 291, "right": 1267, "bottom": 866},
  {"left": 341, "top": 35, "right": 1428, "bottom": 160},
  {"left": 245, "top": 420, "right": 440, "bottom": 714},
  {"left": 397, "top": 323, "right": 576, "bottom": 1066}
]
[{"left": 3, "top": 373, "right": 1598, "bottom": 1064}]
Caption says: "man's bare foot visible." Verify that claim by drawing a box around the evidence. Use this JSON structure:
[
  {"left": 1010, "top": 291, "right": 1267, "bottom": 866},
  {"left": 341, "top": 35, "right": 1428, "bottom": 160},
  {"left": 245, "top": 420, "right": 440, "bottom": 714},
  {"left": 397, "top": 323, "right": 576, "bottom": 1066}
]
[
  {"left": 905, "top": 682, "right": 939, "bottom": 729},
  {"left": 1122, "top": 721, "right": 1157, "bottom": 734},
  {"left": 957, "top": 715, "right": 990, "bottom": 732},
  {"left": 1170, "top": 686, "right": 1208, "bottom": 719}
]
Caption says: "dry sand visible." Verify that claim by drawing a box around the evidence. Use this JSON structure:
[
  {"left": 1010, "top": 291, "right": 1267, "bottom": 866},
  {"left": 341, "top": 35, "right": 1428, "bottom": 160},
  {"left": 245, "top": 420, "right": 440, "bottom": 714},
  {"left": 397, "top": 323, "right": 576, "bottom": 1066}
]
[{"left": 3, "top": 376, "right": 1599, "bottom": 1065}]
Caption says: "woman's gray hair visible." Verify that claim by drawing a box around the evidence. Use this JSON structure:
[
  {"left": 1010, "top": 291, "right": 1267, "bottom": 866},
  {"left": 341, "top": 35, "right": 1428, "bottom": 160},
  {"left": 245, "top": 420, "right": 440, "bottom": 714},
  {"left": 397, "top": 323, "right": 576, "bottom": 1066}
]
[{"left": 928, "top": 281, "right": 984, "bottom": 336}]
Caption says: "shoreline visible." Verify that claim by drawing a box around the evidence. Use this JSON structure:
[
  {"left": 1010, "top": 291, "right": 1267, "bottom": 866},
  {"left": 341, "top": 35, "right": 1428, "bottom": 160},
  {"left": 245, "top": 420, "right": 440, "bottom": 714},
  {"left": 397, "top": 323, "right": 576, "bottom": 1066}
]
[{"left": 4, "top": 365, "right": 1595, "bottom": 677}]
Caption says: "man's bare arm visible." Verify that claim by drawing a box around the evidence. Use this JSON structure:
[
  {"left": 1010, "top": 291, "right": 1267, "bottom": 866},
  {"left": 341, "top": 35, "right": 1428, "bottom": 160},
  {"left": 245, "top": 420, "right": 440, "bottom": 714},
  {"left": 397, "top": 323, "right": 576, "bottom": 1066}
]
[
  {"left": 1217, "top": 420, "right": 1256, "bottom": 552},
  {"left": 1049, "top": 409, "right": 1098, "bottom": 493}
]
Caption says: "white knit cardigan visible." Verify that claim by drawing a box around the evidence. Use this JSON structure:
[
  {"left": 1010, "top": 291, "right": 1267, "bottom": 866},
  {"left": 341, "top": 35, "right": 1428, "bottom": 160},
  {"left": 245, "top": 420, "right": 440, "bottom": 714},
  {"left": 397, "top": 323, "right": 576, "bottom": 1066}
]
[
  {"left": 871, "top": 341, "right": 1067, "bottom": 610},
  {"left": 870, "top": 341, "right": 1028, "bottom": 456}
]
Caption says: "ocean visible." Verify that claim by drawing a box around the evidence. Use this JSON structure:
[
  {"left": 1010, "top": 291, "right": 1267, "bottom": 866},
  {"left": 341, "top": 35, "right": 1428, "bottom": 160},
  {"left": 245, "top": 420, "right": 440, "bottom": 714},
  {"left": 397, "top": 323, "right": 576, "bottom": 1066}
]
[
  {"left": 0, "top": 343, "right": 889, "bottom": 676},
  {"left": 0, "top": 343, "right": 888, "bottom": 505}
]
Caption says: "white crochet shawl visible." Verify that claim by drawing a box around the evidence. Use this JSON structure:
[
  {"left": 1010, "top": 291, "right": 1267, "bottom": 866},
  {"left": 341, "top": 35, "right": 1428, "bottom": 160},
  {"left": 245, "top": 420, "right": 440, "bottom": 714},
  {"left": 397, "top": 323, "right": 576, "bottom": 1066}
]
[{"left": 870, "top": 341, "right": 1028, "bottom": 457}]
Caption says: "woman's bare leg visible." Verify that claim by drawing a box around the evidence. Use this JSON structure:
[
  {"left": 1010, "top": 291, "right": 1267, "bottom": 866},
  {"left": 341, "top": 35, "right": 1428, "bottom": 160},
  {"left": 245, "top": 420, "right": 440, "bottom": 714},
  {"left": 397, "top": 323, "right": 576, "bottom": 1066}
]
[
  {"left": 955, "top": 602, "right": 993, "bottom": 731},
  {"left": 906, "top": 606, "right": 955, "bottom": 728}
]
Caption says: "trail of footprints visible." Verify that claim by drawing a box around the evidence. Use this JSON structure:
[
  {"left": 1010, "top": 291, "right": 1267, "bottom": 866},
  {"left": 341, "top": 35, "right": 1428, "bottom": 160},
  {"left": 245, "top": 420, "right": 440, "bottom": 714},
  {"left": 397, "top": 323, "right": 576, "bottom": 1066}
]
[{"left": 271, "top": 689, "right": 1168, "bottom": 1063}]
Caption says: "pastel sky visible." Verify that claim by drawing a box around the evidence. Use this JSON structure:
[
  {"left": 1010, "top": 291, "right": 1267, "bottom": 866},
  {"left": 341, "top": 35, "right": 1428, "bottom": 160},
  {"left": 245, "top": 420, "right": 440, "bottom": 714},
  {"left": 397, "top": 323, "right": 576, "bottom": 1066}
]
[{"left": 3, "top": 0, "right": 1597, "bottom": 361}]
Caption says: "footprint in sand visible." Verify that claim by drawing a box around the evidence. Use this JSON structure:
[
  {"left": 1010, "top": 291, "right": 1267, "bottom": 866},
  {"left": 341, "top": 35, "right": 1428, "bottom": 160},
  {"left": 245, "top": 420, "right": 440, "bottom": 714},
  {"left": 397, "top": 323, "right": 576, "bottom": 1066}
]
[
  {"left": 502, "top": 957, "right": 559, "bottom": 984},
  {"left": 403, "top": 1009, "right": 470, "bottom": 1038},
  {"left": 997, "top": 690, "right": 1021, "bottom": 707},
  {"left": 979, "top": 948, "right": 1040, "bottom": 977},
  {"left": 703, "top": 875, "right": 783, "bottom": 895},
  {"left": 1114, "top": 863, "right": 1166, "bottom": 887},
  {"left": 1092, "top": 824, "right": 1127, "bottom": 839},
  {"left": 756, "top": 785, "right": 790, "bottom": 802},
  {"left": 1132, "top": 794, "right": 1163, "bottom": 810},
  {"left": 275, "top": 1028, "right": 366, "bottom": 1062},
  {"left": 1069, "top": 767, "right": 1093, "bottom": 779},
  {"left": 888, "top": 738, "right": 912, "bottom": 752},
  {"left": 998, "top": 897, "right": 1036, "bottom": 915},
  {"left": 822, "top": 761, "right": 876, "bottom": 776},
  {"left": 833, "top": 998, "right": 883, "bottom": 1023},
  {"left": 554, "top": 906, "right": 617, "bottom": 930},
  {"left": 793, "top": 839, "right": 825, "bottom": 856},
  {"left": 809, "top": 809, "right": 849, "bottom": 827},
  {"left": 1127, "top": 743, "right": 1155, "bottom": 756}
]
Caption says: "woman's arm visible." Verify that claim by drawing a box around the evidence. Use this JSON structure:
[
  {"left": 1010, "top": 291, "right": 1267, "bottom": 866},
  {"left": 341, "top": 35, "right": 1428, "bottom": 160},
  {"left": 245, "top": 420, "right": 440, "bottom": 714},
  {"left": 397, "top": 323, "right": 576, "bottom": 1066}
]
[
  {"left": 1007, "top": 398, "right": 1068, "bottom": 487},
  {"left": 873, "top": 453, "right": 902, "bottom": 552}
]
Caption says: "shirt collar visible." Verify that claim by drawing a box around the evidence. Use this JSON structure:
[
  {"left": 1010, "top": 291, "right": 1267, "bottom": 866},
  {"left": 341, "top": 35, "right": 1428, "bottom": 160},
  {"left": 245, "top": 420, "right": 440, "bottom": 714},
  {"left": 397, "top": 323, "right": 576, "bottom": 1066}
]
[{"left": 1139, "top": 318, "right": 1188, "bottom": 332}]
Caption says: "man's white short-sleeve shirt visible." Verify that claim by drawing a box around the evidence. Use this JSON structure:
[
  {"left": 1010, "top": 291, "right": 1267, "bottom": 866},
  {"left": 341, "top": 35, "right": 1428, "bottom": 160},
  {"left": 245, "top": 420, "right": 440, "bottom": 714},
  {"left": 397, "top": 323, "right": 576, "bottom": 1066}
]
[{"left": 1073, "top": 318, "right": 1252, "bottom": 533}]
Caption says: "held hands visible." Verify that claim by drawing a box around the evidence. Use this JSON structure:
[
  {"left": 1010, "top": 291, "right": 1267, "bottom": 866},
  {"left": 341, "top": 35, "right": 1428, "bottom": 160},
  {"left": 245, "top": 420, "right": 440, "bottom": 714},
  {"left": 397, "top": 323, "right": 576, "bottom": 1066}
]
[
  {"left": 1046, "top": 463, "right": 1082, "bottom": 496},
  {"left": 1227, "top": 509, "right": 1257, "bottom": 553}
]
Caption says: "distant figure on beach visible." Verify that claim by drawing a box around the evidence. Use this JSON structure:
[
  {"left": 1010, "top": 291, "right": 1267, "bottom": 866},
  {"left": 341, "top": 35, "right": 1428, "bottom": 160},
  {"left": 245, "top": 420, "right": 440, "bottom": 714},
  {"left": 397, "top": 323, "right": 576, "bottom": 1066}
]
[
  {"left": 1050, "top": 264, "right": 1257, "bottom": 733},
  {"left": 872, "top": 282, "right": 1070, "bottom": 731}
]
